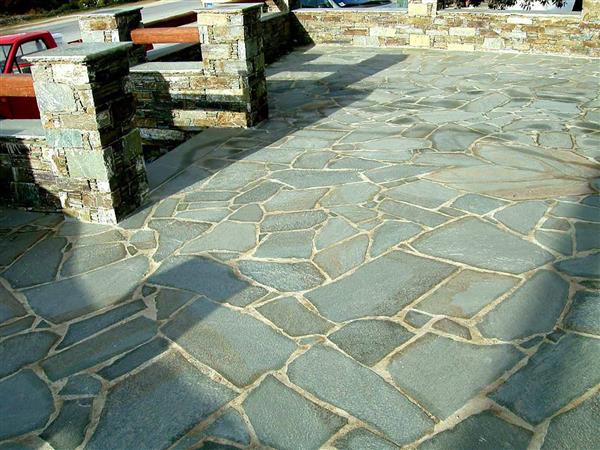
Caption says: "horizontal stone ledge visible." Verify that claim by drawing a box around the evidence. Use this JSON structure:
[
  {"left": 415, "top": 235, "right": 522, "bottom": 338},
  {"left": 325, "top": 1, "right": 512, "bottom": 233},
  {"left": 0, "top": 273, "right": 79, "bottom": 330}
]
[
  {"left": 196, "top": 3, "right": 264, "bottom": 14},
  {"left": 130, "top": 62, "right": 205, "bottom": 73},
  {"left": 25, "top": 42, "right": 134, "bottom": 63}
]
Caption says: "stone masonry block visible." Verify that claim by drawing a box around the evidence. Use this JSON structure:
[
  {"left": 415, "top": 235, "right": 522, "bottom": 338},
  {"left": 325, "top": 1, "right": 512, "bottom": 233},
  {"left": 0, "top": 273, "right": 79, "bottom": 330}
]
[
  {"left": 410, "top": 34, "right": 431, "bottom": 47},
  {"left": 65, "top": 149, "right": 110, "bottom": 180},
  {"left": 449, "top": 27, "right": 477, "bottom": 36}
]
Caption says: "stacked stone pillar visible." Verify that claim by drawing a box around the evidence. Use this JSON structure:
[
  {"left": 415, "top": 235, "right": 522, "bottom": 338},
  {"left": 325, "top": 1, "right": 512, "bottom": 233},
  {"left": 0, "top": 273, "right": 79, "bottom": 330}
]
[
  {"left": 79, "top": 7, "right": 143, "bottom": 43},
  {"left": 583, "top": 0, "right": 600, "bottom": 21},
  {"left": 197, "top": 4, "right": 268, "bottom": 126},
  {"left": 27, "top": 43, "right": 148, "bottom": 224}
]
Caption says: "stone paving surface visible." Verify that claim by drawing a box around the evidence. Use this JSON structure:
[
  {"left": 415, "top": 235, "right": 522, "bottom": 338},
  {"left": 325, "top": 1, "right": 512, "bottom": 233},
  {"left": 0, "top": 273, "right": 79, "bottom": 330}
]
[{"left": 1, "top": 46, "right": 599, "bottom": 449}]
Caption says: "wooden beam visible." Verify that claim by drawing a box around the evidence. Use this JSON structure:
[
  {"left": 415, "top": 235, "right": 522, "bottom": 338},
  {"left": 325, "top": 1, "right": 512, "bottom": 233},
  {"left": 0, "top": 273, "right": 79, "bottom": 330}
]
[
  {"left": 131, "top": 27, "right": 201, "bottom": 44},
  {"left": 0, "top": 74, "right": 35, "bottom": 97}
]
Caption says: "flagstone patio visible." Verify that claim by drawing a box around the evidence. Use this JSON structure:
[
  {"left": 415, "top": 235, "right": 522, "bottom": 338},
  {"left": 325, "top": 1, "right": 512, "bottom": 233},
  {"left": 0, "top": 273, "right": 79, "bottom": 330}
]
[{"left": 1, "top": 46, "right": 599, "bottom": 449}]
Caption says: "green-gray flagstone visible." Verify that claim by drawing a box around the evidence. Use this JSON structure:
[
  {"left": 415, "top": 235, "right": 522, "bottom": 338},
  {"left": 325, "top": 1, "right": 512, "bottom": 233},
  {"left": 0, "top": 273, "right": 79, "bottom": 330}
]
[
  {"left": 2, "top": 237, "right": 66, "bottom": 288},
  {"left": 314, "top": 234, "right": 368, "bottom": 279},
  {"left": 98, "top": 337, "right": 169, "bottom": 380},
  {"left": 86, "top": 351, "right": 235, "bottom": 450},
  {"left": 233, "top": 181, "right": 281, "bottom": 204},
  {"left": 261, "top": 210, "right": 327, "bottom": 232},
  {"left": 371, "top": 221, "right": 422, "bottom": 257},
  {"left": 433, "top": 318, "right": 472, "bottom": 339},
  {"left": 162, "top": 299, "right": 296, "bottom": 386},
  {"left": 563, "top": 290, "right": 600, "bottom": 335},
  {"left": 575, "top": 222, "right": 600, "bottom": 252},
  {"left": 320, "top": 183, "right": 379, "bottom": 207},
  {"left": 42, "top": 316, "right": 157, "bottom": 381},
  {"left": 148, "top": 219, "right": 210, "bottom": 262},
  {"left": 229, "top": 204, "right": 263, "bottom": 222},
  {"left": 329, "top": 319, "right": 413, "bottom": 366},
  {"left": 0, "top": 284, "right": 27, "bottom": 324},
  {"left": 238, "top": 260, "right": 325, "bottom": 291},
  {"left": 181, "top": 221, "right": 257, "bottom": 253},
  {"left": 491, "top": 333, "right": 600, "bottom": 424},
  {"left": 386, "top": 180, "right": 458, "bottom": 209},
  {"left": 258, "top": 296, "right": 333, "bottom": 336},
  {"left": 451, "top": 194, "right": 507, "bottom": 215},
  {"left": 413, "top": 217, "right": 554, "bottom": 274},
  {"left": 430, "top": 125, "right": 484, "bottom": 152},
  {"left": 0, "top": 370, "right": 54, "bottom": 440},
  {"left": 0, "top": 230, "right": 47, "bottom": 266},
  {"left": 254, "top": 230, "right": 314, "bottom": 259},
  {"left": 554, "top": 253, "right": 600, "bottom": 278},
  {"left": 24, "top": 255, "right": 149, "bottom": 323},
  {"left": 154, "top": 288, "right": 196, "bottom": 320},
  {"left": 244, "top": 375, "right": 346, "bottom": 450},
  {"left": 494, "top": 201, "right": 548, "bottom": 235},
  {"left": 541, "top": 394, "right": 600, "bottom": 450},
  {"left": 478, "top": 270, "right": 568, "bottom": 340},
  {"left": 40, "top": 398, "right": 92, "bottom": 450},
  {"left": 0, "top": 316, "right": 34, "bottom": 337},
  {"left": 379, "top": 200, "right": 449, "bottom": 227},
  {"left": 59, "top": 374, "right": 102, "bottom": 396},
  {"left": 0, "top": 331, "right": 58, "bottom": 378},
  {"left": 334, "top": 428, "right": 399, "bottom": 450},
  {"left": 264, "top": 188, "right": 327, "bottom": 212},
  {"left": 273, "top": 169, "right": 361, "bottom": 189},
  {"left": 306, "top": 250, "right": 455, "bottom": 322},
  {"left": 365, "top": 165, "right": 433, "bottom": 183},
  {"left": 551, "top": 202, "right": 600, "bottom": 223},
  {"left": 419, "top": 411, "right": 531, "bottom": 450},
  {"left": 534, "top": 229, "right": 572, "bottom": 255},
  {"left": 315, "top": 217, "right": 357, "bottom": 250},
  {"left": 61, "top": 243, "right": 127, "bottom": 277},
  {"left": 288, "top": 344, "right": 434, "bottom": 445},
  {"left": 416, "top": 269, "right": 518, "bottom": 319},
  {"left": 388, "top": 334, "right": 523, "bottom": 418}
]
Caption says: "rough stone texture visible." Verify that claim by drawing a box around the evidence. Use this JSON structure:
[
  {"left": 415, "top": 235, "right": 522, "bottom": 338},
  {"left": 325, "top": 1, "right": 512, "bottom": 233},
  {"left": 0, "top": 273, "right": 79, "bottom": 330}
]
[{"left": 541, "top": 394, "right": 600, "bottom": 450}]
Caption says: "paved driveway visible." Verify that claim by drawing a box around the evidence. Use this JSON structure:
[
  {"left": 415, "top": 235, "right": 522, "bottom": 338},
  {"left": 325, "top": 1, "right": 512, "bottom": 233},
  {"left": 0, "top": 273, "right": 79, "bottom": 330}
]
[{"left": 1, "top": 47, "right": 599, "bottom": 449}]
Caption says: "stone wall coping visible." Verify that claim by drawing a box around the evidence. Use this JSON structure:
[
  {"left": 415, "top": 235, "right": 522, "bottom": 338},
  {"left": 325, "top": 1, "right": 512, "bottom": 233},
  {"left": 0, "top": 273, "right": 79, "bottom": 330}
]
[
  {"left": 439, "top": 8, "right": 582, "bottom": 18},
  {"left": 79, "top": 6, "right": 143, "bottom": 17},
  {"left": 130, "top": 61, "right": 204, "bottom": 72},
  {"left": 195, "top": 3, "right": 264, "bottom": 13},
  {"left": 25, "top": 42, "right": 134, "bottom": 63},
  {"left": 0, "top": 119, "right": 45, "bottom": 139},
  {"left": 262, "top": 11, "right": 290, "bottom": 21}
]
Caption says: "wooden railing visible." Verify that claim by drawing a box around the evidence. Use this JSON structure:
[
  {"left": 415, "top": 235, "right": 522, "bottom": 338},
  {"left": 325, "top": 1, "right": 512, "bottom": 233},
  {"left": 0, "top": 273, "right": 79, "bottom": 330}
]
[
  {"left": 131, "top": 27, "right": 200, "bottom": 44},
  {"left": 0, "top": 74, "right": 35, "bottom": 97}
]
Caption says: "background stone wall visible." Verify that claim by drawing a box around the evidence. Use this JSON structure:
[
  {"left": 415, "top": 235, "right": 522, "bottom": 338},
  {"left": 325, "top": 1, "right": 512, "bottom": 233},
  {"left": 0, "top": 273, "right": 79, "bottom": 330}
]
[
  {"left": 262, "top": 12, "right": 293, "bottom": 64},
  {"left": 293, "top": 8, "right": 600, "bottom": 57}
]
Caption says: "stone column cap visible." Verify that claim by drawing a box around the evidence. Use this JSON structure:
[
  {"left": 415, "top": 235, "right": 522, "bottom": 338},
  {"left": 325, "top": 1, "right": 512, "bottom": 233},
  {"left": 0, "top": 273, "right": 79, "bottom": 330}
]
[
  {"left": 25, "top": 42, "right": 134, "bottom": 63},
  {"left": 79, "top": 6, "right": 143, "bottom": 17},
  {"left": 196, "top": 3, "right": 264, "bottom": 13}
]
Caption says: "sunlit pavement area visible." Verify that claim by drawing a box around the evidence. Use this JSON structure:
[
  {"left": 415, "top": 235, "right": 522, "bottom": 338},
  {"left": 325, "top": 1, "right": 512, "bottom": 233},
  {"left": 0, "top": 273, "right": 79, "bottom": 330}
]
[{"left": 1, "top": 46, "right": 599, "bottom": 449}]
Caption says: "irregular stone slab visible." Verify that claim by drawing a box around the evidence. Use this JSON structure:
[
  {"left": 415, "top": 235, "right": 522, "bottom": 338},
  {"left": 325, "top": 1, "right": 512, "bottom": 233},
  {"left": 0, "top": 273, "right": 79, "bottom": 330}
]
[
  {"left": 0, "top": 316, "right": 34, "bottom": 337},
  {"left": 404, "top": 310, "right": 432, "bottom": 328},
  {"left": 554, "top": 253, "right": 600, "bottom": 279},
  {"left": 40, "top": 398, "right": 92, "bottom": 450},
  {"left": 315, "top": 217, "right": 357, "bottom": 250},
  {"left": 551, "top": 202, "right": 600, "bottom": 223},
  {"left": 0, "top": 370, "right": 54, "bottom": 440},
  {"left": 181, "top": 222, "right": 256, "bottom": 253},
  {"left": 328, "top": 157, "right": 384, "bottom": 170},
  {"left": 541, "top": 394, "right": 600, "bottom": 450},
  {"left": 365, "top": 165, "right": 433, "bottom": 183},
  {"left": 59, "top": 374, "right": 102, "bottom": 396},
  {"left": 98, "top": 338, "right": 169, "bottom": 380},
  {"left": 388, "top": 334, "right": 523, "bottom": 418},
  {"left": 86, "top": 351, "right": 235, "bottom": 450},
  {"left": 58, "top": 299, "right": 146, "bottom": 349},
  {"left": 42, "top": 316, "right": 157, "bottom": 381},
  {"left": 307, "top": 251, "right": 455, "bottom": 322},
  {"left": 57, "top": 222, "right": 112, "bottom": 236},
  {"left": 535, "top": 230, "right": 572, "bottom": 255},
  {"left": 202, "top": 162, "right": 268, "bottom": 191},
  {"left": 258, "top": 297, "right": 333, "bottom": 336},
  {"left": 413, "top": 152, "right": 482, "bottom": 168},
  {"left": 433, "top": 318, "right": 471, "bottom": 339},
  {"left": 333, "top": 428, "right": 398, "bottom": 450},
  {"left": 541, "top": 217, "right": 570, "bottom": 231},
  {"left": 386, "top": 180, "right": 458, "bottom": 209},
  {"left": 254, "top": 230, "right": 314, "bottom": 259},
  {"left": 417, "top": 270, "right": 518, "bottom": 319},
  {"left": 162, "top": 299, "right": 296, "bottom": 386},
  {"left": 272, "top": 169, "right": 361, "bottom": 189},
  {"left": 74, "top": 230, "right": 124, "bottom": 247},
  {"left": 233, "top": 181, "right": 281, "bottom": 204},
  {"left": 0, "top": 284, "right": 27, "bottom": 324},
  {"left": 314, "top": 234, "right": 368, "bottom": 279},
  {"left": 148, "top": 255, "right": 249, "bottom": 301},
  {"left": 175, "top": 208, "right": 230, "bottom": 223},
  {"left": 419, "top": 411, "right": 532, "bottom": 450},
  {"left": 330, "top": 319, "right": 413, "bottom": 366},
  {"left": 129, "top": 230, "right": 156, "bottom": 250},
  {"left": 494, "top": 201, "right": 548, "bottom": 235},
  {"left": 238, "top": 260, "right": 324, "bottom": 292},
  {"left": 223, "top": 285, "right": 268, "bottom": 307},
  {"left": 538, "top": 131, "right": 573, "bottom": 149},
  {"left": 371, "top": 221, "right": 422, "bottom": 257},
  {"left": 24, "top": 255, "right": 149, "bottom": 323},
  {"left": 575, "top": 222, "right": 600, "bottom": 252},
  {"left": 563, "top": 290, "right": 600, "bottom": 335},
  {"left": 320, "top": 183, "right": 379, "bottom": 207},
  {"left": 464, "top": 93, "right": 509, "bottom": 113},
  {"left": 2, "top": 237, "right": 66, "bottom": 288},
  {"left": 331, "top": 205, "right": 378, "bottom": 224},
  {"left": 264, "top": 188, "right": 327, "bottom": 212},
  {"left": 244, "top": 375, "right": 346, "bottom": 450},
  {"left": 379, "top": 200, "right": 449, "bottom": 227},
  {"left": 413, "top": 217, "right": 554, "bottom": 274},
  {"left": 418, "top": 110, "right": 482, "bottom": 124},
  {"left": 261, "top": 211, "right": 327, "bottom": 232},
  {"left": 478, "top": 270, "right": 568, "bottom": 340},
  {"left": 154, "top": 288, "right": 196, "bottom": 320},
  {"left": 0, "top": 331, "right": 58, "bottom": 378},
  {"left": 491, "top": 333, "right": 600, "bottom": 424},
  {"left": 288, "top": 344, "right": 434, "bottom": 445},
  {"left": 61, "top": 243, "right": 127, "bottom": 277},
  {"left": 0, "top": 230, "right": 47, "bottom": 267},
  {"left": 451, "top": 194, "right": 507, "bottom": 215},
  {"left": 293, "top": 151, "right": 336, "bottom": 169},
  {"left": 229, "top": 204, "right": 263, "bottom": 222},
  {"left": 0, "top": 209, "right": 44, "bottom": 229},
  {"left": 148, "top": 219, "right": 210, "bottom": 262},
  {"left": 430, "top": 124, "right": 484, "bottom": 152}
]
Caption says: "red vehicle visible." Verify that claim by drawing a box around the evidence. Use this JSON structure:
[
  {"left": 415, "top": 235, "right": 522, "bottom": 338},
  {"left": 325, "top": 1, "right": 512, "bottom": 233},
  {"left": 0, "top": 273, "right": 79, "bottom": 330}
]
[{"left": 0, "top": 31, "right": 61, "bottom": 119}]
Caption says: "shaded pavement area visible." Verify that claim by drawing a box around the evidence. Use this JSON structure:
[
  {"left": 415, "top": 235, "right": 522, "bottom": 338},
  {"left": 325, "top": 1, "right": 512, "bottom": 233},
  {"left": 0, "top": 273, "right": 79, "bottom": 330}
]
[{"left": 1, "top": 46, "right": 599, "bottom": 449}]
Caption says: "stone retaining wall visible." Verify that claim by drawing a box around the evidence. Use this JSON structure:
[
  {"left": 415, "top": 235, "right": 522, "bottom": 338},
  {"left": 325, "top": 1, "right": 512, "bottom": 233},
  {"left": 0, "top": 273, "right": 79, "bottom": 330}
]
[
  {"left": 262, "top": 12, "right": 293, "bottom": 63},
  {"left": 293, "top": 5, "right": 600, "bottom": 57}
]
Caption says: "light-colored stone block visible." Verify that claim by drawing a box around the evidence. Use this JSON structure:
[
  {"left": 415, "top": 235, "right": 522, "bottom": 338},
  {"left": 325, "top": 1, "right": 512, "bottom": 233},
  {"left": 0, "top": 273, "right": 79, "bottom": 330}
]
[
  {"left": 507, "top": 15, "right": 533, "bottom": 25},
  {"left": 449, "top": 27, "right": 477, "bottom": 37},
  {"left": 483, "top": 37, "right": 505, "bottom": 50},
  {"left": 410, "top": 34, "right": 431, "bottom": 47}
]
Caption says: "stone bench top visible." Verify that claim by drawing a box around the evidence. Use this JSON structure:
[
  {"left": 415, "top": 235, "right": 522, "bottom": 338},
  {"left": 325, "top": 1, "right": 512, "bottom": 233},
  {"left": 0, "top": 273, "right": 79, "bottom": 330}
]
[
  {"left": 130, "top": 61, "right": 204, "bottom": 73},
  {"left": 0, "top": 119, "right": 45, "bottom": 139}
]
